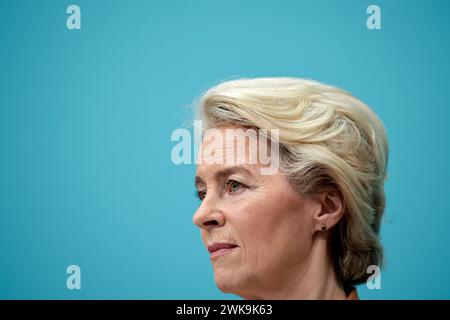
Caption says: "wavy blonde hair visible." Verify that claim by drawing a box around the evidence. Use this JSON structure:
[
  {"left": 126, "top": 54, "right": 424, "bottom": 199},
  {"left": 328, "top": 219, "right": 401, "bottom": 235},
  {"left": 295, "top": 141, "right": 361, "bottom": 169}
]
[{"left": 196, "top": 77, "right": 389, "bottom": 286}]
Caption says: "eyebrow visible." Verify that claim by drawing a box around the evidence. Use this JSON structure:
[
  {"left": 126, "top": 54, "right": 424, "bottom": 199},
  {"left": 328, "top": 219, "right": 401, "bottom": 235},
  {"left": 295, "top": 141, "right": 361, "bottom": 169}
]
[{"left": 194, "top": 165, "right": 255, "bottom": 188}]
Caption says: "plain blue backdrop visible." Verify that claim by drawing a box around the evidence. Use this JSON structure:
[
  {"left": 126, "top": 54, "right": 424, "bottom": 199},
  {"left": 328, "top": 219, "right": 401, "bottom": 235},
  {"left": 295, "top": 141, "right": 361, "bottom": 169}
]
[{"left": 0, "top": 0, "right": 449, "bottom": 299}]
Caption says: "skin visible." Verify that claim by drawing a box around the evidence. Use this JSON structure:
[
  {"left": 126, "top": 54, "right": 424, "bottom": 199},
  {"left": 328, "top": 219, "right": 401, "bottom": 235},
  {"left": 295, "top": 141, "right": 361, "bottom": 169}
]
[{"left": 193, "top": 126, "right": 347, "bottom": 299}]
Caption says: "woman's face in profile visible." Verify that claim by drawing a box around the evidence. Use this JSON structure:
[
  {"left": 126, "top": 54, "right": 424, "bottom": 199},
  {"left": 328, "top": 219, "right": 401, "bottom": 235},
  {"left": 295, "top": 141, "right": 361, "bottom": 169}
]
[{"left": 193, "top": 127, "right": 320, "bottom": 298}]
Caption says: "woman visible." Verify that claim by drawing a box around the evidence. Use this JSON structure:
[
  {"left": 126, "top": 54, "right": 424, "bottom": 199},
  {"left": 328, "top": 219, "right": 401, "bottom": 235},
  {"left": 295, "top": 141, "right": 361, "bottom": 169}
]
[{"left": 192, "top": 77, "right": 388, "bottom": 300}]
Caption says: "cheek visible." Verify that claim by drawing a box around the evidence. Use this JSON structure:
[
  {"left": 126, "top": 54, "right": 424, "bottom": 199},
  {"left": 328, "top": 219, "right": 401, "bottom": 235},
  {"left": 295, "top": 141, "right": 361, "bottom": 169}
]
[
  {"left": 230, "top": 188, "right": 313, "bottom": 267},
  {"left": 228, "top": 194, "right": 287, "bottom": 259}
]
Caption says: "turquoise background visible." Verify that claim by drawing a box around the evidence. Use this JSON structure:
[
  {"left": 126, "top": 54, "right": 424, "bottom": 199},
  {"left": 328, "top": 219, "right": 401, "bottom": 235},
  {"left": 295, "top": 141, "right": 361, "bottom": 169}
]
[{"left": 0, "top": 0, "right": 449, "bottom": 299}]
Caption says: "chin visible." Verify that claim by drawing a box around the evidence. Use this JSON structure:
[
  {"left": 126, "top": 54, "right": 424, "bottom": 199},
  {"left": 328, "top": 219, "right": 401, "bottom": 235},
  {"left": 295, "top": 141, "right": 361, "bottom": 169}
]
[
  {"left": 214, "top": 269, "right": 257, "bottom": 299},
  {"left": 214, "top": 273, "right": 233, "bottom": 292},
  {"left": 214, "top": 270, "right": 241, "bottom": 294},
  {"left": 215, "top": 278, "right": 259, "bottom": 300}
]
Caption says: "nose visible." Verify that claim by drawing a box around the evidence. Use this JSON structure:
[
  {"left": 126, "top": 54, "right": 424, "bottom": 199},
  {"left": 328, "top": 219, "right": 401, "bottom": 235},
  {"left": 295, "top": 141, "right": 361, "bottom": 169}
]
[{"left": 193, "top": 197, "right": 225, "bottom": 230}]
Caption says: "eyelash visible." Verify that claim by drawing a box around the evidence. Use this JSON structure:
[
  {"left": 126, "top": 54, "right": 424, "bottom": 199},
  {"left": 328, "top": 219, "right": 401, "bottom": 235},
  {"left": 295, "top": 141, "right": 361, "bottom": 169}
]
[
  {"left": 197, "top": 190, "right": 206, "bottom": 201},
  {"left": 226, "top": 180, "right": 246, "bottom": 195},
  {"left": 196, "top": 180, "right": 247, "bottom": 201}
]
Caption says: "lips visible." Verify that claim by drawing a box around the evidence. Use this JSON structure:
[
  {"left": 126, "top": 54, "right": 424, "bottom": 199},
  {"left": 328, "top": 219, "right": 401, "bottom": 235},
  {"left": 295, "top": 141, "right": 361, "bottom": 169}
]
[
  {"left": 207, "top": 243, "right": 238, "bottom": 254},
  {"left": 208, "top": 243, "right": 238, "bottom": 258}
]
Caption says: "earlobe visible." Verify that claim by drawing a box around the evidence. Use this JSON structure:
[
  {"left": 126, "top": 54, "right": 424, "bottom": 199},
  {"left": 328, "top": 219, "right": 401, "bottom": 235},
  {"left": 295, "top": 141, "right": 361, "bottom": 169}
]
[{"left": 314, "top": 190, "right": 344, "bottom": 232}]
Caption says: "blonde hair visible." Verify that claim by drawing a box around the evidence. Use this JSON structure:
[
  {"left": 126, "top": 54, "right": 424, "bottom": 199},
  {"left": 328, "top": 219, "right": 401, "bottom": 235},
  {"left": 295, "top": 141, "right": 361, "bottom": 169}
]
[{"left": 196, "top": 77, "right": 389, "bottom": 286}]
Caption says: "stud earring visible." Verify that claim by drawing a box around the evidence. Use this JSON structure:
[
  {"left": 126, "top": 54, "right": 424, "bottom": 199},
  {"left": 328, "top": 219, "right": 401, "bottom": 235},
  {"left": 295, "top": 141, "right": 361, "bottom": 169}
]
[{"left": 321, "top": 224, "right": 327, "bottom": 231}]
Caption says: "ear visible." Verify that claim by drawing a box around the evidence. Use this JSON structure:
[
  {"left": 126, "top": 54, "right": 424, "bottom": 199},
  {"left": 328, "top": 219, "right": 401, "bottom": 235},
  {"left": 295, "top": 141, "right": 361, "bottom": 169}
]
[{"left": 313, "top": 190, "right": 345, "bottom": 233}]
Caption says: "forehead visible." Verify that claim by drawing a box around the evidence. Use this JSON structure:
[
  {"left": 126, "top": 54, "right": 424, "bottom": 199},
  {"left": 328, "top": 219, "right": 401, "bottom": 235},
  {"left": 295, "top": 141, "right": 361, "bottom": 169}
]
[{"left": 195, "top": 126, "right": 262, "bottom": 178}]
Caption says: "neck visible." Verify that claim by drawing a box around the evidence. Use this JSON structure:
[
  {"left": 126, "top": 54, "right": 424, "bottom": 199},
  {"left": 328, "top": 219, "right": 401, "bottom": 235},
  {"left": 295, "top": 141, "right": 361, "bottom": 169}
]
[{"left": 243, "top": 235, "right": 347, "bottom": 300}]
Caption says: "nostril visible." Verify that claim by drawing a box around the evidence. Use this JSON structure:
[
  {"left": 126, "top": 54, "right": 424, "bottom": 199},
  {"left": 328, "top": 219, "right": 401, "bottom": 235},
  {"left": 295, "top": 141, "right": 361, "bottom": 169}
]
[{"left": 204, "top": 220, "right": 219, "bottom": 226}]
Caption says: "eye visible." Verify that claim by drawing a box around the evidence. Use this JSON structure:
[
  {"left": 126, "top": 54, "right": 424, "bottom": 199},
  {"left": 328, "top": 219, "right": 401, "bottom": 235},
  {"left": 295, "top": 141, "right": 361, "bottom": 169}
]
[
  {"left": 226, "top": 180, "right": 246, "bottom": 194},
  {"left": 197, "top": 190, "right": 206, "bottom": 201}
]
